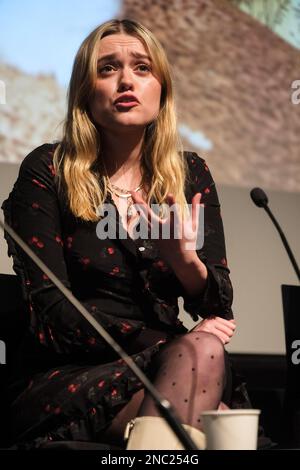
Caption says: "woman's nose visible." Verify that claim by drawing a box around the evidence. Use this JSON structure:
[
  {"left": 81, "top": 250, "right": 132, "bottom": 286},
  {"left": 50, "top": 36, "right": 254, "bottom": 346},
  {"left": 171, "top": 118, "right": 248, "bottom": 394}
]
[{"left": 118, "top": 67, "right": 134, "bottom": 91}]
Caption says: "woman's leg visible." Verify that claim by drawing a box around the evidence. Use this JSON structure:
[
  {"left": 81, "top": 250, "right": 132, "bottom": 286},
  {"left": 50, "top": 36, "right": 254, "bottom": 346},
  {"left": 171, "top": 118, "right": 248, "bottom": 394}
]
[
  {"left": 105, "top": 330, "right": 226, "bottom": 444},
  {"left": 89, "top": 331, "right": 226, "bottom": 447},
  {"left": 137, "top": 331, "right": 226, "bottom": 431}
]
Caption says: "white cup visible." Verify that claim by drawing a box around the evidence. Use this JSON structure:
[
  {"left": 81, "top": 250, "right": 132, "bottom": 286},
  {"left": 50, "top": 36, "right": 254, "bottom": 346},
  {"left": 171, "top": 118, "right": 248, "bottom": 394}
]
[{"left": 200, "top": 409, "right": 261, "bottom": 450}]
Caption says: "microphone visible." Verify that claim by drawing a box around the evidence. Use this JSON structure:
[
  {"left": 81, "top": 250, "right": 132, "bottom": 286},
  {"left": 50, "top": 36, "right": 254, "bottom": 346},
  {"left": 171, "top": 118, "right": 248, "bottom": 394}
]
[
  {"left": 0, "top": 217, "right": 199, "bottom": 450},
  {"left": 250, "top": 187, "right": 300, "bottom": 283},
  {"left": 250, "top": 187, "right": 268, "bottom": 208}
]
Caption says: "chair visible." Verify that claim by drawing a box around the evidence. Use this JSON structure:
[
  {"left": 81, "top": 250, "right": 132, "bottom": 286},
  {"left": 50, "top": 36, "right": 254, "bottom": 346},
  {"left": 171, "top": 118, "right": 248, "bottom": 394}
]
[
  {"left": 0, "top": 273, "right": 121, "bottom": 450},
  {"left": 0, "top": 273, "right": 28, "bottom": 448}
]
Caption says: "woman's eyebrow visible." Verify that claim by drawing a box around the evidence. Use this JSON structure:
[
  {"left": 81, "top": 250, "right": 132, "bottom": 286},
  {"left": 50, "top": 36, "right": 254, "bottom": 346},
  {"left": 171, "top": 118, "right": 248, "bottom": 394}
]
[{"left": 97, "top": 51, "right": 151, "bottom": 64}]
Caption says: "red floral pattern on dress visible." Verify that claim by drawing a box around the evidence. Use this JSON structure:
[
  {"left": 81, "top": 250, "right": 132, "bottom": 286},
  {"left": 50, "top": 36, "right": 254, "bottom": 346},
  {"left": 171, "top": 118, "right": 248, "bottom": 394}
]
[
  {"left": 204, "top": 162, "right": 209, "bottom": 171},
  {"left": 97, "top": 380, "right": 105, "bottom": 389},
  {"left": 68, "top": 383, "right": 80, "bottom": 393},
  {"left": 55, "top": 235, "right": 63, "bottom": 246},
  {"left": 38, "top": 332, "right": 45, "bottom": 344},
  {"left": 66, "top": 236, "right": 73, "bottom": 249},
  {"left": 32, "top": 178, "right": 47, "bottom": 189},
  {"left": 110, "top": 266, "right": 120, "bottom": 275},
  {"left": 87, "top": 337, "right": 96, "bottom": 346},
  {"left": 29, "top": 236, "right": 44, "bottom": 249},
  {"left": 120, "top": 322, "right": 132, "bottom": 333},
  {"left": 48, "top": 370, "right": 60, "bottom": 380}
]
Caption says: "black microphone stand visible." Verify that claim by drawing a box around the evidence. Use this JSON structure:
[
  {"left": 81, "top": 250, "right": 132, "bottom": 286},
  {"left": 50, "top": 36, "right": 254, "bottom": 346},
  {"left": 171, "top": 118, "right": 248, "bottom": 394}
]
[
  {"left": 250, "top": 188, "right": 300, "bottom": 447},
  {"left": 0, "top": 217, "right": 199, "bottom": 451},
  {"left": 263, "top": 203, "right": 300, "bottom": 446}
]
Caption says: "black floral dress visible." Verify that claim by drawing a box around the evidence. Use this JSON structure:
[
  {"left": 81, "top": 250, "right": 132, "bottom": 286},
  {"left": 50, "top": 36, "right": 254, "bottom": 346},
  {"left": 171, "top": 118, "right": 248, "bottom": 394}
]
[{"left": 1, "top": 143, "right": 234, "bottom": 449}]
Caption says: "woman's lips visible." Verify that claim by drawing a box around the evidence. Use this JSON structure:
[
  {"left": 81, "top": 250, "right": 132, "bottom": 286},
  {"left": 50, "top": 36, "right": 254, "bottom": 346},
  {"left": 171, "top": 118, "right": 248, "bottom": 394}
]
[{"left": 115, "top": 101, "right": 139, "bottom": 109}]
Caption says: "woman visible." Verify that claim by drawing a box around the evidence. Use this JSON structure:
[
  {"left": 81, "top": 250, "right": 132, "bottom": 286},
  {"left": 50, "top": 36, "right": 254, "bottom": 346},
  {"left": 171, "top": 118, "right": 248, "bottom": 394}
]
[{"left": 2, "top": 18, "right": 236, "bottom": 450}]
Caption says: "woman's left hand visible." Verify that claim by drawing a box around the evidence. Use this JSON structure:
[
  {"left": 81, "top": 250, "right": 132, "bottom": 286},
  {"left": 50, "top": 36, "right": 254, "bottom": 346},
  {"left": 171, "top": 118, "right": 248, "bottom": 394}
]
[
  {"left": 130, "top": 191, "right": 203, "bottom": 269},
  {"left": 191, "top": 316, "right": 237, "bottom": 345}
]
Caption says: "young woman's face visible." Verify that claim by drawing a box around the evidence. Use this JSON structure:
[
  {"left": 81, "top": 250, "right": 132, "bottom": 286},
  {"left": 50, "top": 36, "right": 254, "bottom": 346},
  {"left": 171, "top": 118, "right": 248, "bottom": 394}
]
[{"left": 89, "top": 33, "right": 162, "bottom": 133}]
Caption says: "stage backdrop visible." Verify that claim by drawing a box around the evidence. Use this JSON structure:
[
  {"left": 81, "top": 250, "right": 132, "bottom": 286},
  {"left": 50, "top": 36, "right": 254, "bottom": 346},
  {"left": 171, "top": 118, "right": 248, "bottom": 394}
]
[{"left": 1, "top": 0, "right": 299, "bottom": 353}]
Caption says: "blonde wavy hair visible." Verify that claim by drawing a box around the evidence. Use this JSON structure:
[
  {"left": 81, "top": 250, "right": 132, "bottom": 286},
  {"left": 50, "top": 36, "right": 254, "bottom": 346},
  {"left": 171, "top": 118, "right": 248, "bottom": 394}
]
[{"left": 53, "top": 18, "right": 188, "bottom": 221}]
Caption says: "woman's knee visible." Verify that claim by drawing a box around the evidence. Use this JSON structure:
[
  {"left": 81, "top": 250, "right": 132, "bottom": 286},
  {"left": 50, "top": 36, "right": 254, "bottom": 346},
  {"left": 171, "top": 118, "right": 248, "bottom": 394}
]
[
  {"left": 181, "top": 332, "right": 226, "bottom": 378},
  {"left": 152, "top": 331, "right": 225, "bottom": 367},
  {"left": 187, "top": 331, "right": 225, "bottom": 360}
]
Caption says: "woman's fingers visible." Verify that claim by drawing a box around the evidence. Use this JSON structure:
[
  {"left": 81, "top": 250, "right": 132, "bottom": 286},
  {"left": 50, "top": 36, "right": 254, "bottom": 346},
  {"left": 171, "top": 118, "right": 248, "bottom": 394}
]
[
  {"left": 164, "top": 194, "right": 177, "bottom": 237},
  {"left": 192, "top": 316, "right": 236, "bottom": 344},
  {"left": 131, "top": 191, "right": 174, "bottom": 228},
  {"left": 213, "top": 319, "right": 236, "bottom": 339},
  {"left": 191, "top": 193, "right": 202, "bottom": 231},
  {"left": 214, "top": 321, "right": 235, "bottom": 337},
  {"left": 130, "top": 191, "right": 159, "bottom": 225},
  {"left": 217, "top": 332, "right": 230, "bottom": 344},
  {"left": 130, "top": 192, "right": 203, "bottom": 244},
  {"left": 190, "top": 321, "right": 233, "bottom": 344},
  {"left": 214, "top": 316, "right": 236, "bottom": 330}
]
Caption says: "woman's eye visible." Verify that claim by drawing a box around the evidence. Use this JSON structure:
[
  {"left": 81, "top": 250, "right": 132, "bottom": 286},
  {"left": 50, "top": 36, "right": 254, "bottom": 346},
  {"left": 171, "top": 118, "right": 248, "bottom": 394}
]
[
  {"left": 97, "top": 63, "right": 151, "bottom": 75},
  {"left": 137, "top": 64, "right": 151, "bottom": 72},
  {"left": 98, "top": 65, "right": 115, "bottom": 74}
]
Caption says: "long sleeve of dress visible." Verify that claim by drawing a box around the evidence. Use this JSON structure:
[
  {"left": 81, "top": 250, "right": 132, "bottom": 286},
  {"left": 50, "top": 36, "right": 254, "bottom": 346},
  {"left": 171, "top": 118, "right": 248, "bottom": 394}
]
[
  {"left": 181, "top": 152, "right": 234, "bottom": 321},
  {"left": 2, "top": 145, "right": 144, "bottom": 357}
]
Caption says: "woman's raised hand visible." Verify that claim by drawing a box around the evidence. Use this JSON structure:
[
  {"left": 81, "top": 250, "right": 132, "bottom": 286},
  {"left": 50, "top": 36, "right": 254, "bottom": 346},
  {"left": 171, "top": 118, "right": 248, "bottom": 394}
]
[{"left": 130, "top": 191, "right": 203, "bottom": 269}]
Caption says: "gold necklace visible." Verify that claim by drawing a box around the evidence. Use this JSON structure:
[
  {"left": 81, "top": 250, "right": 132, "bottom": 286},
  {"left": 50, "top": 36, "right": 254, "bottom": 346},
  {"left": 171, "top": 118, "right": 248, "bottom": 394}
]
[
  {"left": 101, "top": 156, "right": 143, "bottom": 218},
  {"left": 108, "top": 182, "right": 142, "bottom": 218}
]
